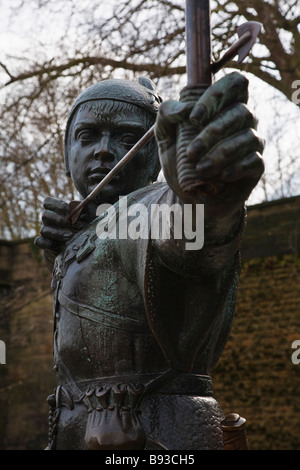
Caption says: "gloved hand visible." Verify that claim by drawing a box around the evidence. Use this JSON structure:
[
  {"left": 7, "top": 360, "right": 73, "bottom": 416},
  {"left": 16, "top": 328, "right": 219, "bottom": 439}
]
[{"left": 155, "top": 72, "right": 264, "bottom": 216}]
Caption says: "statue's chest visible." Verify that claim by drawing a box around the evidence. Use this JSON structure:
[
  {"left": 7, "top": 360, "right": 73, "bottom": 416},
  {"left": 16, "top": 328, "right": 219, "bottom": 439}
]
[{"left": 53, "top": 229, "right": 142, "bottom": 317}]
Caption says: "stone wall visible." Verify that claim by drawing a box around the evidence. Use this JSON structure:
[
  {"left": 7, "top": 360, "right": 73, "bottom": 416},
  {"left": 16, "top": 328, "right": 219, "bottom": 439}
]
[
  {"left": 0, "top": 240, "right": 54, "bottom": 450},
  {"left": 213, "top": 196, "right": 300, "bottom": 450},
  {"left": 0, "top": 196, "right": 300, "bottom": 450}
]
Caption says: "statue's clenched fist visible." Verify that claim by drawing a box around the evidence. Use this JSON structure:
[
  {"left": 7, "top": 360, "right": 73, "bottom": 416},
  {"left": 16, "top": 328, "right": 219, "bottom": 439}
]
[
  {"left": 34, "top": 196, "right": 90, "bottom": 269},
  {"left": 155, "top": 71, "right": 264, "bottom": 211}
]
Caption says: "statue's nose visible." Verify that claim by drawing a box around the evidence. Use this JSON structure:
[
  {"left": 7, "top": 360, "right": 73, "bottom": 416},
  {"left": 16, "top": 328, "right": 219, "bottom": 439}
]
[{"left": 94, "top": 133, "right": 114, "bottom": 161}]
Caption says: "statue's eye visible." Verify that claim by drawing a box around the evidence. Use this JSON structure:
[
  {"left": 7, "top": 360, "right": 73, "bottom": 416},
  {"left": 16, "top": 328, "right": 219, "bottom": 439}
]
[
  {"left": 76, "top": 129, "right": 95, "bottom": 141},
  {"left": 118, "top": 133, "right": 138, "bottom": 147}
]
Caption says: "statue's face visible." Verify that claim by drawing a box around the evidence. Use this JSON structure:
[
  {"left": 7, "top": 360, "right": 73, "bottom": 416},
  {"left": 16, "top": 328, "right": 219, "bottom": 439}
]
[{"left": 68, "top": 100, "right": 156, "bottom": 206}]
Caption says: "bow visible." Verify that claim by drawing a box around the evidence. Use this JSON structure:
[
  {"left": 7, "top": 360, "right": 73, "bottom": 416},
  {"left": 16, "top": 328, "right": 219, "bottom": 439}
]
[{"left": 68, "top": 0, "right": 261, "bottom": 225}]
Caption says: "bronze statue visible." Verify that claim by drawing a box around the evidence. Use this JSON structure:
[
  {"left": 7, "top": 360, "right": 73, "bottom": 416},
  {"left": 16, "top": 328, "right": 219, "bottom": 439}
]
[{"left": 35, "top": 71, "right": 264, "bottom": 450}]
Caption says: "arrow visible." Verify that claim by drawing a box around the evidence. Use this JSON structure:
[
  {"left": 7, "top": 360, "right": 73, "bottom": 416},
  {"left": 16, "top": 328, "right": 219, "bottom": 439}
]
[{"left": 212, "top": 21, "right": 262, "bottom": 74}]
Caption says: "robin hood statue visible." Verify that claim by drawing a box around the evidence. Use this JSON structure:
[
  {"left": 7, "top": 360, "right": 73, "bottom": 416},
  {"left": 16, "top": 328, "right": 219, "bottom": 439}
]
[
  {"left": 35, "top": 70, "right": 264, "bottom": 450},
  {"left": 35, "top": 0, "right": 266, "bottom": 449}
]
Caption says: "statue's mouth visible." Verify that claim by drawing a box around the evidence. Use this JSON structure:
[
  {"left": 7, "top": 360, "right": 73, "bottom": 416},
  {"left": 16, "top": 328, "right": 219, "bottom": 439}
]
[{"left": 87, "top": 167, "right": 120, "bottom": 182}]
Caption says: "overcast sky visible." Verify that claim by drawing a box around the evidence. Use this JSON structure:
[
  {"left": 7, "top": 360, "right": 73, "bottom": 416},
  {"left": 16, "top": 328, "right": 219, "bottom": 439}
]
[{"left": 1, "top": 0, "right": 300, "bottom": 204}]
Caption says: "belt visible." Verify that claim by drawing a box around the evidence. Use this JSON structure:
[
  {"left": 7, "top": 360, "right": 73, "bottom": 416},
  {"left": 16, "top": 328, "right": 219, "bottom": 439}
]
[{"left": 77, "top": 371, "right": 213, "bottom": 397}]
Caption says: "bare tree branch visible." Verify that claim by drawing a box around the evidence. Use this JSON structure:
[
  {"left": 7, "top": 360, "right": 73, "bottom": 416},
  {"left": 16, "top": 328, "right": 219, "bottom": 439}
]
[{"left": 0, "top": 0, "right": 299, "bottom": 238}]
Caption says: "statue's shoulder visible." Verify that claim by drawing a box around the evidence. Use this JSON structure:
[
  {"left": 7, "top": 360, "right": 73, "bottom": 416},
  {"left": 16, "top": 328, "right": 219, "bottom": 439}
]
[
  {"left": 54, "top": 182, "right": 169, "bottom": 276},
  {"left": 126, "top": 181, "right": 168, "bottom": 206}
]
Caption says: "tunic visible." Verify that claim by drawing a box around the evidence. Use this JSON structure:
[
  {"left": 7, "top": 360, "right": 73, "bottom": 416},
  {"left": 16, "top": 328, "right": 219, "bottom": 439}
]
[{"left": 47, "top": 182, "right": 244, "bottom": 450}]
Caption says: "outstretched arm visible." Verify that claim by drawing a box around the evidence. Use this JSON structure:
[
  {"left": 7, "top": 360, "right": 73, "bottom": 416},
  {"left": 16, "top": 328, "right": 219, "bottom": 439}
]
[{"left": 153, "top": 72, "right": 264, "bottom": 273}]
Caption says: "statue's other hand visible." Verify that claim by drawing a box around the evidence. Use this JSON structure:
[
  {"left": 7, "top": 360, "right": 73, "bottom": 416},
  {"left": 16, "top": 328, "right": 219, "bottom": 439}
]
[
  {"left": 155, "top": 72, "right": 264, "bottom": 207},
  {"left": 34, "top": 196, "right": 75, "bottom": 254}
]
